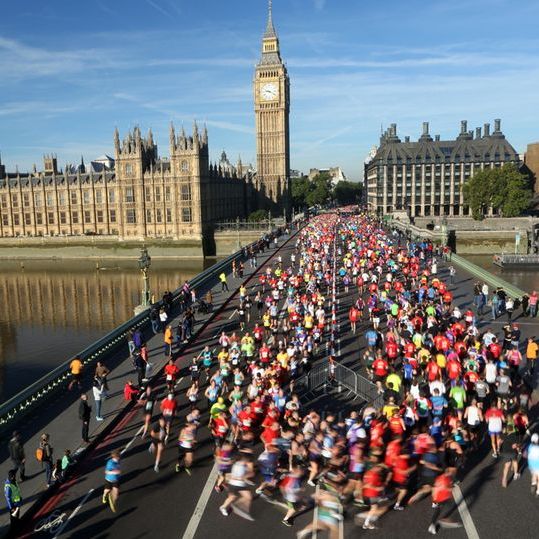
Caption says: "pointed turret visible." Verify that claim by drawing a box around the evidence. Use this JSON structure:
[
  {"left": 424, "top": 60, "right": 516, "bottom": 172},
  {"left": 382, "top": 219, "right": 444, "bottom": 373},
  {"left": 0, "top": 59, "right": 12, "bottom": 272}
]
[
  {"left": 193, "top": 121, "right": 200, "bottom": 148},
  {"left": 148, "top": 128, "right": 154, "bottom": 147},
  {"left": 114, "top": 127, "right": 120, "bottom": 153},
  {"left": 264, "top": 0, "right": 277, "bottom": 39},
  {"left": 169, "top": 122, "right": 176, "bottom": 149},
  {"left": 202, "top": 124, "right": 208, "bottom": 145}
]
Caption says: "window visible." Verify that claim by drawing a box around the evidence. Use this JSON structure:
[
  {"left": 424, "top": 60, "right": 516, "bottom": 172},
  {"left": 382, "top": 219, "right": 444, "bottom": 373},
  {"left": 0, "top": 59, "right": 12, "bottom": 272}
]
[
  {"left": 165, "top": 186, "right": 171, "bottom": 202},
  {"left": 2, "top": 215, "right": 8, "bottom": 226},
  {"left": 181, "top": 160, "right": 189, "bottom": 172},
  {"left": 84, "top": 211, "right": 91, "bottom": 223},
  {"left": 46, "top": 193, "right": 54, "bottom": 206},
  {"left": 181, "top": 184, "right": 191, "bottom": 201},
  {"left": 72, "top": 211, "right": 79, "bottom": 224},
  {"left": 1, "top": 194, "right": 7, "bottom": 209},
  {"left": 47, "top": 212, "right": 54, "bottom": 225},
  {"left": 97, "top": 210, "right": 104, "bottom": 223},
  {"left": 155, "top": 186, "right": 161, "bottom": 202},
  {"left": 12, "top": 194, "right": 19, "bottom": 208},
  {"left": 83, "top": 190, "right": 90, "bottom": 204},
  {"left": 24, "top": 213, "right": 31, "bottom": 225},
  {"left": 156, "top": 209, "right": 162, "bottom": 223},
  {"left": 166, "top": 208, "right": 172, "bottom": 223},
  {"left": 181, "top": 207, "right": 192, "bottom": 223},
  {"left": 58, "top": 192, "right": 66, "bottom": 206},
  {"left": 95, "top": 189, "right": 103, "bottom": 204},
  {"left": 125, "top": 163, "right": 133, "bottom": 176},
  {"left": 109, "top": 209, "right": 116, "bottom": 223},
  {"left": 126, "top": 209, "right": 136, "bottom": 224},
  {"left": 108, "top": 189, "right": 115, "bottom": 203},
  {"left": 34, "top": 193, "right": 42, "bottom": 207},
  {"left": 146, "top": 209, "right": 152, "bottom": 223},
  {"left": 71, "top": 192, "right": 78, "bottom": 205},
  {"left": 145, "top": 186, "right": 152, "bottom": 202},
  {"left": 23, "top": 193, "right": 30, "bottom": 207},
  {"left": 125, "top": 187, "right": 135, "bottom": 203},
  {"left": 36, "top": 213, "right": 43, "bottom": 225},
  {"left": 13, "top": 214, "right": 20, "bottom": 226},
  {"left": 60, "top": 212, "right": 67, "bottom": 224}
]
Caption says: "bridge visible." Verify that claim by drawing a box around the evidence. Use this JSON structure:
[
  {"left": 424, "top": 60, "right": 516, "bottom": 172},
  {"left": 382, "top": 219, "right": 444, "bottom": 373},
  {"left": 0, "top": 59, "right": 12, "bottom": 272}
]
[{"left": 1, "top": 214, "right": 538, "bottom": 539}]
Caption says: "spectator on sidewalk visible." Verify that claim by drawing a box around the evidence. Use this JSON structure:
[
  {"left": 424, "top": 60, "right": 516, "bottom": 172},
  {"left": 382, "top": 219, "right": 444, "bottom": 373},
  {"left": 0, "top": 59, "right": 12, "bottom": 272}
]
[
  {"left": 39, "top": 433, "right": 54, "bottom": 488},
  {"left": 92, "top": 374, "right": 106, "bottom": 421},
  {"left": 4, "top": 469, "right": 22, "bottom": 532},
  {"left": 78, "top": 394, "right": 92, "bottom": 443},
  {"left": 219, "top": 271, "right": 229, "bottom": 292},
  {"left": 8, "top": 431, "right": 26, "bottom": 482}
]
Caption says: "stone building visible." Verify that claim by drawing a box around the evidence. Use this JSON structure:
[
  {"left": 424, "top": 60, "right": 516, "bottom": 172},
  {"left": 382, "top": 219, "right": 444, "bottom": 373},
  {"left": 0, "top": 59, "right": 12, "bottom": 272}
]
[
  {"left": 524, "top": 142, "right": 539, "bottom": 194},
  {"left": 254, "top": 0, "right": 291, "bottom": 213},
  {"left": 0, "top": 1, "right": 290, "bottom": 239},
  {"left": 0, "top": 123, "right": 253, "bottom": 241},
  {"left": 365, "top": 119, "right": 520, "bottom": 217}
]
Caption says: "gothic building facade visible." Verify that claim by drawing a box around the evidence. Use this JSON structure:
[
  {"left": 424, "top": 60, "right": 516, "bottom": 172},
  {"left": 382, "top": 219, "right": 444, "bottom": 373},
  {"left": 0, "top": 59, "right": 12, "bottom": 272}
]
[
  {"left": 0, "top": 2, "right": 291, "bottom": 240},
  {"left": 0, "top": 124, "right": 253, "bottom": 240},
  {"left": 254, "top": 1, "right": 291, "bottom": 213}
]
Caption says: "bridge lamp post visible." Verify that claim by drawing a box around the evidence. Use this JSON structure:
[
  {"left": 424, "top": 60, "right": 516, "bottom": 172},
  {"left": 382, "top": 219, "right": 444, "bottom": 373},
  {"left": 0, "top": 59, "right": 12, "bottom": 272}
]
[{"left": 138, "top": 247, "right": 151, "bottom": 307}]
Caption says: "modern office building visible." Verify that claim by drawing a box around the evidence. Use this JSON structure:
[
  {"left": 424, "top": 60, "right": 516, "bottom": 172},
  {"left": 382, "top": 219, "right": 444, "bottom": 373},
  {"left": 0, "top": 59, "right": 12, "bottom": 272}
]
[{"left": 365, "top": 119, "right": 520, "bottom": 217}]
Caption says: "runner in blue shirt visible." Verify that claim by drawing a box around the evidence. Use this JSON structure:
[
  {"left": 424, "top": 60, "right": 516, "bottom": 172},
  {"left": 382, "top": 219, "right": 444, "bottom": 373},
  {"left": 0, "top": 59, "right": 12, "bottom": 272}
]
[{"left": 102, "top": 451, "right": 121, "bottom": 512}]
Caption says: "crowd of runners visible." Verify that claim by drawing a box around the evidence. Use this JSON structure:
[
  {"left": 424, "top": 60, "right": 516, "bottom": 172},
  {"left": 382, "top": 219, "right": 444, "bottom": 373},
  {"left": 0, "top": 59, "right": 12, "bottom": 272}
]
[{"left": 97, "top": 210, "right": 539, "bottom": 536}]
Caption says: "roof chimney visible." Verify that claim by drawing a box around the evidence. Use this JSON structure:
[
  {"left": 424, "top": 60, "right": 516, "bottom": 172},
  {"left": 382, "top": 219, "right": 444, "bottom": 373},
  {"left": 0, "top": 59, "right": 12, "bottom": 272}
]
[
  {"left": 422, "top": 122, "right": 429, "bottom": 136},
  {"left": 460, "top": 120, "right": 467, "bottom": 134},
  {"left": 435, "top": 135, "right": 440, "bottom": 142},
  {"left": 475, "top": 127, "right": 482, "bottom": 139},
  {"left": 484, "top": 123, "right": 490, "bottom": 137},
  {"left": 494, "top": 118, "right": 501, "bottom": 132}
]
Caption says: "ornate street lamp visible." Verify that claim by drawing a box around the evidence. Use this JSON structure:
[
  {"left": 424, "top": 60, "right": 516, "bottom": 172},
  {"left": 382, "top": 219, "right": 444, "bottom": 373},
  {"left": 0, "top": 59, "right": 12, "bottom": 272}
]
[{"left": 138, "top": 247, "right": 151, "bottom": 307}]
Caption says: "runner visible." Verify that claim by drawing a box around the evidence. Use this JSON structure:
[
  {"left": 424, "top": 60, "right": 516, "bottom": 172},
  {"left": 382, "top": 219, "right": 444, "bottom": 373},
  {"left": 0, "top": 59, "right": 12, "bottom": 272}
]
[{"left": 102, "top": 451, "right": 121, "bottom": 513}]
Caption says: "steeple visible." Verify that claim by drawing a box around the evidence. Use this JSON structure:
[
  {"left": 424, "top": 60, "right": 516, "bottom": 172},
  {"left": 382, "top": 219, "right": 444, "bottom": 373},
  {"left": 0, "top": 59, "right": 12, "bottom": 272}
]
[
  {"left": 260, "top": 0, "right": 281, "bottom": 63},
  {"left": 264, "top": 0, "right": 277, "bottom": 39}
]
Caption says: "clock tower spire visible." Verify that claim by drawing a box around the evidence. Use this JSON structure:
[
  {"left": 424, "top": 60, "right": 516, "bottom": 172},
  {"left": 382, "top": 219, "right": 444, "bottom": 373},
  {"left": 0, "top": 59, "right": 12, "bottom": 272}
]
[{"left": 254, "top": 0, "right": 290, "bottom": 214}]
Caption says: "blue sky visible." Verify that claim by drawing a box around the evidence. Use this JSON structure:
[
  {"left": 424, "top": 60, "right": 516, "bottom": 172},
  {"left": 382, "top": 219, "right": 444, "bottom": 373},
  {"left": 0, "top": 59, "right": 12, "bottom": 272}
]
[{"left": 1, "top": 0, "right": 538, "bottom": 181}]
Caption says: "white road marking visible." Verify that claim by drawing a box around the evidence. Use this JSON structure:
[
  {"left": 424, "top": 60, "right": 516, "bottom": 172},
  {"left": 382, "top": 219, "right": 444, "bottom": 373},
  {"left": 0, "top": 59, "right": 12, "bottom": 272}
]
[
  {"left": 121, "top": 425, "right": 144, "bottom": 455},
  {"left": 175, "top": 376, "right": 185, "bottom": 388},
  {"left": 452, "top": 484, "right": 480, "bottom": 539},
  {"left": 52, "top": 488, "right": 95, "bottom": 538},
  {"left": 181, "top": 462, "right": 219, "bottom": 539},
  {"left": 228, "top": 309, "right": 237, "bottom": 320}
]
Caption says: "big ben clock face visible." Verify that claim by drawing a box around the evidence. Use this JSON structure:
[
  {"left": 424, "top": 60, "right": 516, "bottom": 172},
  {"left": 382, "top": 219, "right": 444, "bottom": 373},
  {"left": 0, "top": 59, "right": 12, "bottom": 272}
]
[{"left": 260, "top": 82, "right": 279, "bottom": 101}]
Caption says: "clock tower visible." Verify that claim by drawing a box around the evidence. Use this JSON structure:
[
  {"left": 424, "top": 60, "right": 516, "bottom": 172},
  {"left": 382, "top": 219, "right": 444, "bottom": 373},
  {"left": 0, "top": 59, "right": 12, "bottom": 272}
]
[{"left": 254, "top": 0, "right": 290, "bottom": 213}]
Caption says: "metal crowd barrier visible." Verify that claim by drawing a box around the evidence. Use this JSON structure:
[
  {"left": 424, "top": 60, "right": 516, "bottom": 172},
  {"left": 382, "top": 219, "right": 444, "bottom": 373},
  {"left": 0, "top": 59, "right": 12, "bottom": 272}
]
[
  {"left": 296, "top": 360, "right": 381, "bottom": 409},
  {"left": 0, "top": 225, "right": 288, "bottom": 433}
]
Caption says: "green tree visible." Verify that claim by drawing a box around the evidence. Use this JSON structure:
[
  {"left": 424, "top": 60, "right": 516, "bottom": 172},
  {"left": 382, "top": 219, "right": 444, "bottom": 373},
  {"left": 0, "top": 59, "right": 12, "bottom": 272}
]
[
  {"left": 248, "top": 209, "right": 269, "bottom": 222},
  {"left": 291, "top": 176, "right": 310, "bottom": 209},
  {"left": 306, "top": 172, "right": 332, "bottom": 207},
  {"left": 463, "top": 163, "right": 532, "bottom": 220},
  {"left": 333, "top": 180, "right": 362, "bottom": 205}
]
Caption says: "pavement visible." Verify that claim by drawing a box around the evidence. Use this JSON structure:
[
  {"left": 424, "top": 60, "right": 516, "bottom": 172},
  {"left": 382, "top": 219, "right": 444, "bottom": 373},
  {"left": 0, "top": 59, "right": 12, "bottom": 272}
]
[{"left": 5, "top": 223, "right": 539, "bottom": 539}]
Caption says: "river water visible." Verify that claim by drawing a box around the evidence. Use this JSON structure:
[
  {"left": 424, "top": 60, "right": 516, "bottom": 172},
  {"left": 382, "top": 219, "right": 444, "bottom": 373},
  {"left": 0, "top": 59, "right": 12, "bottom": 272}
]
[
  {"left": 463, "top": 255, "right": 539, "bottom": 294},
  {"left": 0, "top": 259, "right": 211, "bottom": 404}
]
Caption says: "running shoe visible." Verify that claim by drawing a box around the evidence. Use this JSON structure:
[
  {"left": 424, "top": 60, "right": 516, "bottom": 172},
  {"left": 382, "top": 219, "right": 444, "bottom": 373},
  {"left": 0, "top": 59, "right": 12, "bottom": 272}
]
[
  {"left": 362, "top": 522, "right": 376, "bottom": 530},
  {"left": 154, "top": 463, "right": 159, "bottom": 473},
  {"left": 175, "top": 464, "right": 181, "bottom": 473},
  {"left": 282, "top": 519, "right": 292, "bottom": 527},
  {"left": 185, "top": 467, "right": 192, "bottom": 476},
  {"left": 219, "top": 506, "right": 229, "bottom": 516},
  {"left": 428, "top": 524, "right": 437, "bottom": 535}
]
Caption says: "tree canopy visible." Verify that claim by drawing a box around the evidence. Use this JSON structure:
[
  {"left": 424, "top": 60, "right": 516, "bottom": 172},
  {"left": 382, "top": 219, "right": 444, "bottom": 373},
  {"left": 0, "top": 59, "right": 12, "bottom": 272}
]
[
  {"left": 463, "top": 163, "right": 532, "bottom": 220},
  {"left": 291, "top": 173, "right": 362, "bottom": 209}
]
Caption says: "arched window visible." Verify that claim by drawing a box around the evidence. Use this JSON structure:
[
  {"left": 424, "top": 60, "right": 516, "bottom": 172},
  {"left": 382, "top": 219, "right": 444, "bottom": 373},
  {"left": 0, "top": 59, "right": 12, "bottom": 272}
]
[{"left": 181, "top": 160, "right": 189, "bottom": 172}]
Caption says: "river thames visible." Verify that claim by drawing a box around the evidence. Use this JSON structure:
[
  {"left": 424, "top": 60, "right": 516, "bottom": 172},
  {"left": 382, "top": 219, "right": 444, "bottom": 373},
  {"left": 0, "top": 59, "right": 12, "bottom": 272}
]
[
  {"left": 1, "top": 255, "right": 537, "bottom": 405},
  {"left": 0, "top": 259, "right": 209, "bottom": 403}
]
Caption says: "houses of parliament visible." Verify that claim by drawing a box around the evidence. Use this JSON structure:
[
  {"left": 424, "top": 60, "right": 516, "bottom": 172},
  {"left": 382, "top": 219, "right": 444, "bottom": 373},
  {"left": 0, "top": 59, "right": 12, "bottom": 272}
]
[{"left": 0, "top": 2, "right": 290, "bottom": 248}]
